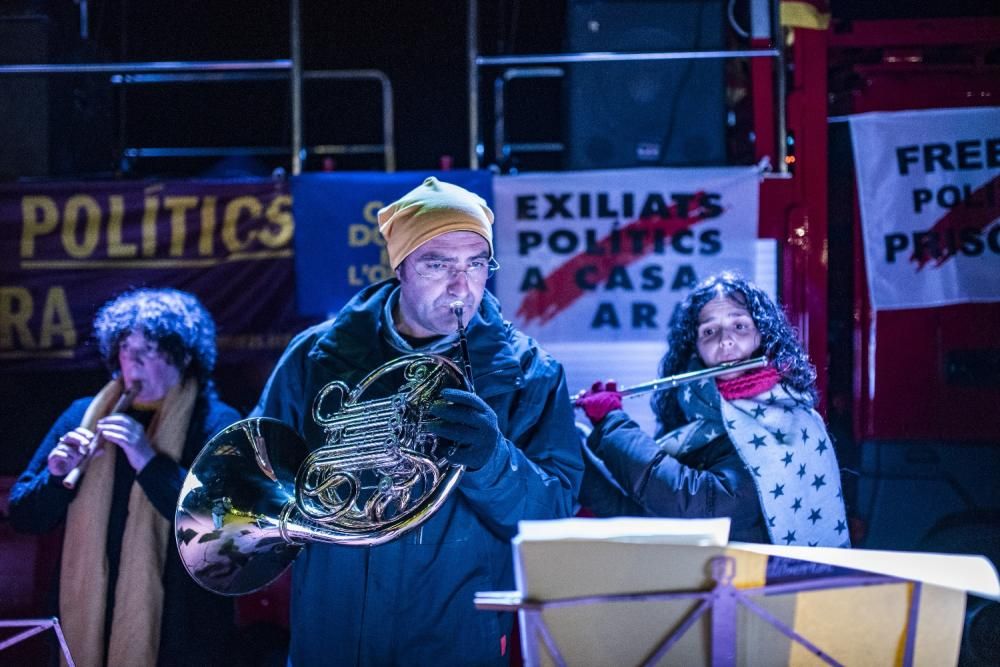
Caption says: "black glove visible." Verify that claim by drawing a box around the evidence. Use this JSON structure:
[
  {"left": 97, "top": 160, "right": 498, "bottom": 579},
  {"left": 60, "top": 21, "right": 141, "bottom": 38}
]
[{"left": 426, "top": 388, "right": 503, "bottom": 471}]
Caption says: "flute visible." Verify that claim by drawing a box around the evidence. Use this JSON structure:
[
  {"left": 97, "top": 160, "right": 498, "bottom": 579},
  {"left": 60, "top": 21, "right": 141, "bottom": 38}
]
[
  {"left": 450, "top": 301, "right": 476, "bottom": 392},
  {"left": 572, "top": 357, "right": 768, "bottom": 402},
  {"left": 63, "top": 380, "right": 142, "bottom": 490}
]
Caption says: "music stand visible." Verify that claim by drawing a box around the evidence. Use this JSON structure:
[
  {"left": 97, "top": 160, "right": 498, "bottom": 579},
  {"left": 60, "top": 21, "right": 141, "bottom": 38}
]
[
  {"left": 477, "top": 555, "right": 911, "bottom": 667},
  {"left": 475, "top": 518, "right": 999, "bottom": 666},
  {"left": 0, "top": 617, "right": 74, "bottom": 666}
]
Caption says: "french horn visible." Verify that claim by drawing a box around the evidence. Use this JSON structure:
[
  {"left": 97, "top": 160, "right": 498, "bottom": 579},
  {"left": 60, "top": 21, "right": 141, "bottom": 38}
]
[{"left": 175, "top": 353, "right": 471, "bottom": 596}]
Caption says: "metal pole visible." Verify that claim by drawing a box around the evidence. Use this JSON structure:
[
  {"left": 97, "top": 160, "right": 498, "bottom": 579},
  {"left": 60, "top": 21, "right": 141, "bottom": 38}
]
[
  {"left": 290, "top": 0, "right": 303, "bottom": 175},
  {"left": 0, "top": 60, "right": 293, "bottom": 75},
  {"left": 477, "top": 49, "right": 778, "bottom": 66},
  {"left": 117, "top": 0, "right": 127, "bottom": 172},
  {"left": 493, "top": 76, "right": 505, "bottom": 165},
  {"left": 468, "top": 0, "right": 480, "bottom": 168},
  {"left": 771, "top": 0, "right": 788, "bottom": 173},
  {"left": 381, "top": 74, "right": 396, "bottom": 172},
  {"left": 78, "top": 0, "right": 89, "bottom": 40}
]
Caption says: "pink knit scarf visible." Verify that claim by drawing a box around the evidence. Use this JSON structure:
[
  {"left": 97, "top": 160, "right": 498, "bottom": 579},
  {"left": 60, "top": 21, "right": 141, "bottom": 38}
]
[{"left": 716, "top": 365, "right": 781, "bottom": 400}]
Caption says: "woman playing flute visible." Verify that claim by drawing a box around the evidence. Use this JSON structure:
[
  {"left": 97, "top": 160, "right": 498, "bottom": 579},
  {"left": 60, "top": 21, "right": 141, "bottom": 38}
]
[{"left": 576, "top": 271, "right": 850, "bottom": 547}]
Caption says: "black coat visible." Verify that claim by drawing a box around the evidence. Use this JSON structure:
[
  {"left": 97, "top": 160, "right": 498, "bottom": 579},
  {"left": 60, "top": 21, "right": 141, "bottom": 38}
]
[
  {"left": 580, "top": 409, "right": 770, "bottom": 543},
  {"left": 8, "top": 385, "right": 241, "bottom": 667}
]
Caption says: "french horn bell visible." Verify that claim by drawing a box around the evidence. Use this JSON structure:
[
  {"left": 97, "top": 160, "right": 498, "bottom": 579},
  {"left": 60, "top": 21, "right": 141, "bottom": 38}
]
[{"left": 175, "top": 353, "right": 470, "bottom": 595}]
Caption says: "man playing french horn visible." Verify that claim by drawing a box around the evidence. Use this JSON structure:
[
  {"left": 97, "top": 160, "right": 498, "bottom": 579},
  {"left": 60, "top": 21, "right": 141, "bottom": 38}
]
[{"left": 251, "top": 177, "right": 584, "bottom": 665}]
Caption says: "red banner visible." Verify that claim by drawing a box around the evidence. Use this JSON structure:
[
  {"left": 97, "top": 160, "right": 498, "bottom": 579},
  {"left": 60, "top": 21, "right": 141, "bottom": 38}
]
[{"left": 0, "top": 179, "right": 309, "bottom": 372}]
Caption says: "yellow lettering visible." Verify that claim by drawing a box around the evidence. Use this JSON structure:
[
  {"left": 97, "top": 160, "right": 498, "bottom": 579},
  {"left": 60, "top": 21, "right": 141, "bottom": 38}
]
[
  {"left": 38, "top": 286, "right": 76, "bottom": 348},
  {"left": 260, "top": 195, "right": 294, "bottom": 249},
  {"left": 107, "top": 195, "right": 137, "bottom": 258},
  {"left": 199, "top": 196, "right": 217, "bottom": 256},
  {"left": 363, "top": 200, "right": 384, "bottom": 223},
  {"left": 222, "top": 196, "right": 260, "bottom": 252},
  {"left": 142, "top": 196, "right": 159, "bottom": 257},
  {"left": 348, "top": 224, "right": 373, "bottom": 246},
  {"left": 0, "top": 286, "right": 36, "bottom": 349},
  {"left": 62, "top": 195, "right": 101, "bottom": 258},
  {"left": 163, "top": 196, "right": 198, "bottom": 257},
  {"left": 20, "top": 196, "right": 59, "bottom": 258},
  {"left": 347, "top": 265, "right": 364, "bottom": 285}
]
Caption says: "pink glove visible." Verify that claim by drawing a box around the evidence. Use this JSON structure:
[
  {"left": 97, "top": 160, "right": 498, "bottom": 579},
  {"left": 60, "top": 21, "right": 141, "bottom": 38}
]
[{"left": 574, "top": 381, "right": 623, "bottom": 424}]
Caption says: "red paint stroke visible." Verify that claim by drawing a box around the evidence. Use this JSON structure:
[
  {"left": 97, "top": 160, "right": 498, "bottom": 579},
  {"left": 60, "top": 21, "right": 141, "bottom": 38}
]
[
  {"left": 911, "top": 175, "right": 1000, "bottom": 271},
  {"left": 517, "top": 192, "right": 716, "bottom": 324}
]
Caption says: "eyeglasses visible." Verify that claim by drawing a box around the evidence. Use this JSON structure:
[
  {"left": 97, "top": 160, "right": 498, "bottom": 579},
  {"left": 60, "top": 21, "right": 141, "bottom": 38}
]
[{"left": 410, "top": 257, "right": 500, "bottom": 282}]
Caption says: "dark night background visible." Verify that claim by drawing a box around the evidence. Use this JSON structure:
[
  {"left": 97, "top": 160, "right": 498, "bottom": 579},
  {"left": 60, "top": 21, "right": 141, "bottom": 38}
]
[
  {"left": 1, "top": 2, "right": 998, "bottom": 664},
  {"left": 1, "top": 1, "right": 998, "bottom": 515},
  {"left": 2, "top": 0, "right": 998, "bottom": 180}
]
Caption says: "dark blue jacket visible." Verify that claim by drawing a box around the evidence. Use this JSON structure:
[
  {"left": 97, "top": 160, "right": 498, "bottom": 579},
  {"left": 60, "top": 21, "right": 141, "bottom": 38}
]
[
  {"left": 253, "top": 281, "right": 583, "bottom": 666},
  {"left": 8, "top": 385, "right": 241, "bottom": 666},
  {"left": 580, "top": 410, "right": 769, "bottom": 544}
]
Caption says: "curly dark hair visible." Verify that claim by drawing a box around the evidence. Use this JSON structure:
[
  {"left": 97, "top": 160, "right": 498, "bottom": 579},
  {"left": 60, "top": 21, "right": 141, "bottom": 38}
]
[
  {"left": 651, "top": 271, "right": 818, "bottom": 436},
  {"left": 93, "top": 288, "right": 217, "bottom": 384}
]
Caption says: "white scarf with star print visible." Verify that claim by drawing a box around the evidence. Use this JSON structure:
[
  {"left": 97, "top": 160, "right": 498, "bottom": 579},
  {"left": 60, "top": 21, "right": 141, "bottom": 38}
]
[{"left": 658, "top": 376, "right": 850, "bottom": 547}]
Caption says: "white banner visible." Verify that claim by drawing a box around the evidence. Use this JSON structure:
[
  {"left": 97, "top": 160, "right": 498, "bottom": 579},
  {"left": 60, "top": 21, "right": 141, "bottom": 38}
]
[
  {"left": 493, "top": 167, "right": 761, "bottom": 343},
  {"left": 492, "top": 168, "right": 761, "bottom": 434},
  {"left": 849, "top": 107, "right": 1000, "bottom": 310}
]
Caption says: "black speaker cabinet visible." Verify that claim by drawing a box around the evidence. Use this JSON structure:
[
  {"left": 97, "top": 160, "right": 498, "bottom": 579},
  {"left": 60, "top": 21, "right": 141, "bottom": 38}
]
[{"left": 564, "top": 0, "right": 726, "bottom": 169}]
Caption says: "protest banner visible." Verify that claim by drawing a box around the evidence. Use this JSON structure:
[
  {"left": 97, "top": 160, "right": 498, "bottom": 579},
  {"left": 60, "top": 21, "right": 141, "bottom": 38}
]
[{"left": 850, "top": 106, "right": 1000, "bottom": 310}]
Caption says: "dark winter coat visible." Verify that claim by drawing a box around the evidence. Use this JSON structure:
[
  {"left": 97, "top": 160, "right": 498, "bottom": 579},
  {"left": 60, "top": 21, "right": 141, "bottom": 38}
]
[
  {"left": 252, "top": 280, "right": 583, "bottom": 666},
  {"left": 580, "top": 409, "right": 770, "bottom": 543}
]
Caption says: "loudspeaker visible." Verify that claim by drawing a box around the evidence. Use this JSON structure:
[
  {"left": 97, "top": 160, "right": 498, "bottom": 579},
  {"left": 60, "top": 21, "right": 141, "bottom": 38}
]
[
  {"left": 564, "top": 0, "right": 726, "bottom": 169},
  {"left": 0, "top": 15, "right": 50, "bottom": 179}
]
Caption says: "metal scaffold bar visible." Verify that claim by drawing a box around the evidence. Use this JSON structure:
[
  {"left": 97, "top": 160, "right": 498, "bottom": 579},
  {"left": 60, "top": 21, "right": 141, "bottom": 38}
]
[
  {"left": 0, "top": 60, "right": 293, "bottom": 75},
  {"left": 0, "top": 2, "right": 396, "bottom": 174},
  {"left": 467, "top": 0, "right": 789, "bottom": 171}
]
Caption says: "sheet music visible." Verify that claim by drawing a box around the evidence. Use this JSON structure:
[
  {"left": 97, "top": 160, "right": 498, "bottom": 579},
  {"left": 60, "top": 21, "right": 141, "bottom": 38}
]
[
  {"left": 515, "top": 516, "right": 731, "bottom": 546},
  {"left": 733, "top": 541, "right": 1000, "bottom": 600}
]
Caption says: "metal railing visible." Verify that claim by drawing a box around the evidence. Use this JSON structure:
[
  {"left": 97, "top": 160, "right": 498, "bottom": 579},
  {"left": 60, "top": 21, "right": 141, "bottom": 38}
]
[
  {"left": 468, "top": 0, "right": 788, "bottom": 174},
  {"left": 105, "top": 66, "right": 395, "bottom": 173},
  {"left": 493, "top": 67, "right": 565, "bottom": 165},
  {"left": 2, "top": 0, "right": 788, "bottom": 176},
  {"left": 0, "top": 1, "right": 395, "bottom": 175}
]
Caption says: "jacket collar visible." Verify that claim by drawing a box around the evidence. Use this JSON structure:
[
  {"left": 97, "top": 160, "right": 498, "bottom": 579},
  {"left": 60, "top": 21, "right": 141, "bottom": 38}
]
[{"left": 308, "top": 280, "right": 524, "bottom": 395}]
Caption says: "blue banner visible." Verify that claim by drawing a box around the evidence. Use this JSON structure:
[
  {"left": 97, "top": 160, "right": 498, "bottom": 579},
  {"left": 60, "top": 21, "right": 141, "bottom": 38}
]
[{"left": 291, "top": 170, "right": 494, "bottom": 318}]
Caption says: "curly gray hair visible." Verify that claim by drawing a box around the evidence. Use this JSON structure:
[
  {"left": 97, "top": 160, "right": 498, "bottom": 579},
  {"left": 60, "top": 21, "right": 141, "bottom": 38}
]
[{"left": 93, "top": 288, "right": 217, "bottom": 383}]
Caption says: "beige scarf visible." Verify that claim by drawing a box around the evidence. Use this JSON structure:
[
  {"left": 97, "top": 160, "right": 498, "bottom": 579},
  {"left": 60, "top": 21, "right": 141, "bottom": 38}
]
[{"left": 60, "top": 377, "right": 196, "bottom": 667}]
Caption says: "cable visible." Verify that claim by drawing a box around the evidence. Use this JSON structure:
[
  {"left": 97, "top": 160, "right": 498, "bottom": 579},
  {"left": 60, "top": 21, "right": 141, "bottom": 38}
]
[{"left": 728, "top": 0, "right": 750, "bottom": 39}]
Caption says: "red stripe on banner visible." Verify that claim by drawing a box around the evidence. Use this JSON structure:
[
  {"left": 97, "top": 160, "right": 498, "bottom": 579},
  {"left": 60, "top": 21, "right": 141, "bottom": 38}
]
[
  {"left": 910, "top": 174, "right": 1000, "bottom": 270},
  {"left": 516, "top": 193, "right": 714, "bottom": 324}
]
